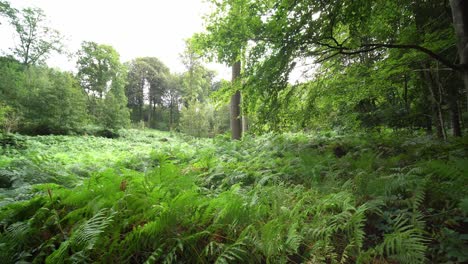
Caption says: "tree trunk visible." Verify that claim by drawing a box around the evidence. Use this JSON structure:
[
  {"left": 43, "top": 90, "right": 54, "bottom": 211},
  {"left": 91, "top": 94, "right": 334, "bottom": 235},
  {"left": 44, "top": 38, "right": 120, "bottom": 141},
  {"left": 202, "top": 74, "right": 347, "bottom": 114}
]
[
  {"left": 434, "top": 65, "right": 462, "bottom": 137},
  {"left": 242, "top": 116, "right": 249, "bottom": 133},
  {"left": 445, "top": 77, "right": 462, "bottom": 137},
  {"left": 449, "top": 0, "right": 468, "bottom": 113},
  {"left": 449, "top": 96, "right": 462, "bottom": 137},
  {"left": 169, "top": 101, "right": 174, "bottom": 131},
  {"left": 425, "top": 114, "right": 433, "bottom": 135},
  {"left": 423, "top": 68, "right": 447, "bottom": 140},
  {"left": 230, "top": 61, "right": 242, "bottom": 140},
  {"left": 240, "top": 93, "right": 249, "bottom": 133},
  {"left": 403, "top": 74, "right": 409, "bottom": 113},
  {"left": 147, "top": 100, "right": 152, "bottom": 126}
]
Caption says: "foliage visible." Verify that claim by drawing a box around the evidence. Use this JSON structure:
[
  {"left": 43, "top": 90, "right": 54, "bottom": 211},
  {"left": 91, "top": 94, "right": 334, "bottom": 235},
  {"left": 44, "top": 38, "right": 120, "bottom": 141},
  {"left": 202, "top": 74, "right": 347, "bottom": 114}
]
[
  {"left": 1, "top": 3, "right": 63, "bottom": 65},
  {"left": 180, "top": 39, "right": 216, "bottom": 103},
  {"left": 125, "top": 57, "right": 170, "bottom": 125},
  {"left": 196, "top": 0, "right": 466, "bottom": 137},
  {"left": 21, "top": 67, "right": 88, "bottom": 134},
  {"left": 0, "top": 57, "right": 88, "bottom": 134},
  {"left": 0, "top": 104, "right": 19, "bottom": 133},
  {"left": 76, "top": 41, "right": 130, "bottom": 129},
  {"left": 179, "top": 101, "right": 230, "bottom": 138},
  {"left": 1, "top": 129, "right": 466, "bottom": 263},
  {"left": 0, "top": 0, "right": 467, "bottom": 262}
]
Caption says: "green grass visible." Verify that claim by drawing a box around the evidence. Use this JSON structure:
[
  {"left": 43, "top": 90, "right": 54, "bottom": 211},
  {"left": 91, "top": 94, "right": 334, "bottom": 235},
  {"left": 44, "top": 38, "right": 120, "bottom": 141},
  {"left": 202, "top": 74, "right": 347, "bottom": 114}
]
[{"left": 0, "top": 129, "right": 467, "bottom": 263}]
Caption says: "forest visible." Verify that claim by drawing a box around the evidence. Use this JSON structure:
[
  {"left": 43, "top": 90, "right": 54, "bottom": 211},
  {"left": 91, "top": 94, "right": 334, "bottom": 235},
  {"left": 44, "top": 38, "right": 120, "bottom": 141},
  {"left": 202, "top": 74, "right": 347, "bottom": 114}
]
[{"left": 0, "top": 0, "right": 467, "bottom": 263}]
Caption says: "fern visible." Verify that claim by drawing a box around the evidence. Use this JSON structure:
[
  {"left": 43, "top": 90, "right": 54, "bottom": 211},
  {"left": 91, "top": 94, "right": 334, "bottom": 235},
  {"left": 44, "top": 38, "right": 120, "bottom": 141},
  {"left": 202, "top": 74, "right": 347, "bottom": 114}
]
[
  {"left": 215, "top": 240, "right": 249, "bottom": 264},
  {"left": 1, "top": 130, "right": 465, "bottom": 263},
  {"left": 375, "top": 215, "right": 428, "bottom": 264},
  {"left": 46, "top": 208, "right": 115, "bottom": 263},
  {"left": 0, "top": 222, "right": 31, "bottom": 262}
]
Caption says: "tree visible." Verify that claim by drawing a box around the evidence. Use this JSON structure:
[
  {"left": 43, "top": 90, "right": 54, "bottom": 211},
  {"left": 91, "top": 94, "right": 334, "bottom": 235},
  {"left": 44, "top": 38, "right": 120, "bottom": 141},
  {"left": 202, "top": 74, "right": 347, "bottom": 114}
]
[
  {"left": 449, "top": 0, "right": 468, "bottom": 113},
  {"left": 0, "top": 104, "right": 19, "bottom": 133},
  {"left": 0, "top": 56, "right": 24, "bottom": 133},
  {"left": 231, "top": 61, "right": 242, "bottom": 139},
  {"left": 180, "top": 39, "right": 216, "bottom": 104},
  {"left": 0, "top": 0, "right": 15, "bottom": 25},
  {"left": 193, "top": 0, "right": 264, "bottom": 139},
  {"left": 212, "top": 0, "right": 466, "bottom": 137},
  {"left": 22, "top": 67, "right": 88, "bottom": 134},
  {"left": 165, "top": 74, "right": 183, "bottom": 130},
  {"left": 125, "top": 57, "right": 170, "bottom": 126},
  {"left": 125, "top": 60, "right": 146, "bottom": 122},
  {"left": 0, "top": 56, "right": 89, "bottom": 134},
  {"left": 76, "top": 42, "right": 130, "bottom": 129},
  {"left": 3, "top": 4, "right": 63, "bottom": 65},
  {"left": 77, "top": 42, "right": 121, "bottom": 99}
]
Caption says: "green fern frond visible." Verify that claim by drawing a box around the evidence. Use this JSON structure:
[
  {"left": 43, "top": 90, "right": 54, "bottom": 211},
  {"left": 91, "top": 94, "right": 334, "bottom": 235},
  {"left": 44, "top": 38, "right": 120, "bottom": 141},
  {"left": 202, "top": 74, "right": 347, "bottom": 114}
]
[
  {"left": 46, "top": 208, "right": 115, "bottom": 263},
  {"left": 0, "top": 221, "right": 31, "bottom": 261},
  {"left": 70, "top": 208, "right": 115, "bottom": 251},
  {"left": 46, "top": 240, "right": 70, "bottom": 264},
  {"left": 377, "top": 215, "right": 428, "bottom": 264},
  {"left": 215, "top": 240, "right": 248, "bottom": 264}
]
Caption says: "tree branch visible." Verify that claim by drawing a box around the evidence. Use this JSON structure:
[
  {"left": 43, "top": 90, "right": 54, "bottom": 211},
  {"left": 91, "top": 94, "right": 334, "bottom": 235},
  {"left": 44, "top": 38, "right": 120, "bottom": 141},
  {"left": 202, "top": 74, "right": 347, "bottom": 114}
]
[
  {"left": 362, "top": 43, "right": 462, "bottom": 70},
  {"left": 312, "top": 41, "right": 465, "bottom": 71}
]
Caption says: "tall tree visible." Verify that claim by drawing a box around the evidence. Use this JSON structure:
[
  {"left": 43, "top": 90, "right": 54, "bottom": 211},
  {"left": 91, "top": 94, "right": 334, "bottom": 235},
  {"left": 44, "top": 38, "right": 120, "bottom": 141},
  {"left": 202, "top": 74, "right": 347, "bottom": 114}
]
[
  {"left": 193, "top": 0, "right": 264, "bottom": 139},
  {"left": 22, "top": 67, "right": 88, "bottom": 134},
  {"left": 76, "top": 42, "right": 129, "bottom": 128},
  {"left": 4, "top": 5, "right": 63, "bottom": 65},
  {"left": 165, "top": 74, "right": 183, "bottom": 130},
  {"left": 230, "top": 61, "right": 242, "bottom": 139},
  {"left": 449, "top": 0, "right": 468, "bottom": 113},
  {"left": 0, "top": 0, "right": 15, "bottom": 24},
  {"left": 180, "top": 39, "right": 215, "bottom": 104},
  {"left": 77, "top": 42, "right": 121, "bottom": 99},
  {"left": 125, "top": 57, "right": 169, "bottom": 125}
]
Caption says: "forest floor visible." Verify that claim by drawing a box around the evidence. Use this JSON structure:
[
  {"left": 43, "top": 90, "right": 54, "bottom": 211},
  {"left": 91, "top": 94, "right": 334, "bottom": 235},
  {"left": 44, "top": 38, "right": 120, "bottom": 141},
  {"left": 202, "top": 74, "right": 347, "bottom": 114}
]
[{"left": 0, "top": 129, "right": 467, "bottom": 263}]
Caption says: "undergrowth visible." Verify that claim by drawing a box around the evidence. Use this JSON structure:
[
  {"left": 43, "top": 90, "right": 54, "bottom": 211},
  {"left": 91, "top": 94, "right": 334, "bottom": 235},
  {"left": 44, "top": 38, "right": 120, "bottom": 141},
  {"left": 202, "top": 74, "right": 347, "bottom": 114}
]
[{"left": 0, "top": 129, "right": 467, "bottom": 263}]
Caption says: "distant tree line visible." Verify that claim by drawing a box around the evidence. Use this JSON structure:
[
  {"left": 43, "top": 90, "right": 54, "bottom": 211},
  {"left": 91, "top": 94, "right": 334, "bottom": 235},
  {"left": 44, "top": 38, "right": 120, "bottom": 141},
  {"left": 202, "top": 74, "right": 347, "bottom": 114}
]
[{"left": 0, "top": 1, "right": 229, "bottom": 137}]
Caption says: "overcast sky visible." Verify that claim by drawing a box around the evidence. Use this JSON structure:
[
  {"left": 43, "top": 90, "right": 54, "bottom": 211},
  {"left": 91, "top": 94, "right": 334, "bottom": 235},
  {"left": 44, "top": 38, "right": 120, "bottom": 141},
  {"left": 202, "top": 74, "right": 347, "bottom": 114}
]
[{"left": 0, "top": 0, "right": 231, "bottom": 79}]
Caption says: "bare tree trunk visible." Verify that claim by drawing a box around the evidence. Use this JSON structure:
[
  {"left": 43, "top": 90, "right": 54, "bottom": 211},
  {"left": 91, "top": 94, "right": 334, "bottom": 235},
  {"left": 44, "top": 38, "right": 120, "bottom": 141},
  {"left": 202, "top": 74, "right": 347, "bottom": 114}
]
[
  {"left": 231, "top": 61, "right": 242, "bottom": 140},
  {"left": 450, "top": 0, "right": 468, "bottom": 114}
]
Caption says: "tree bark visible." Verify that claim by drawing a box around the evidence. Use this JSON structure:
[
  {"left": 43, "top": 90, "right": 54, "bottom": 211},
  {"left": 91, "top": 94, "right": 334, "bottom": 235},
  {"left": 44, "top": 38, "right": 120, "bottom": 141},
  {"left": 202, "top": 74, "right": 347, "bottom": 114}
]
[
  {"left": 169, "top": 104, "right": 173, "bottom": 130},
  {"left": 147, "top": 100, "right": 152, "bottom": 125},
  {"left": 449, "top": 0, "right": 468, "bottom": 114},
  {"left": 449, "top": 95, "right": 462, "bottom": 137},
  {"left": 422, "top": 68, "right": 447, "bottom": 140},
  {"left": 242, "top": 115, "right": 249, "bottom": 133},
  {"left": 403, "top": 74, "right": 409, "bottom": 113},
  {"left": 240, "top": 93, "right": 249, "bottom": 133},
  {"left": 230, "top": 61, "right": 242, "bottom": 140}
]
